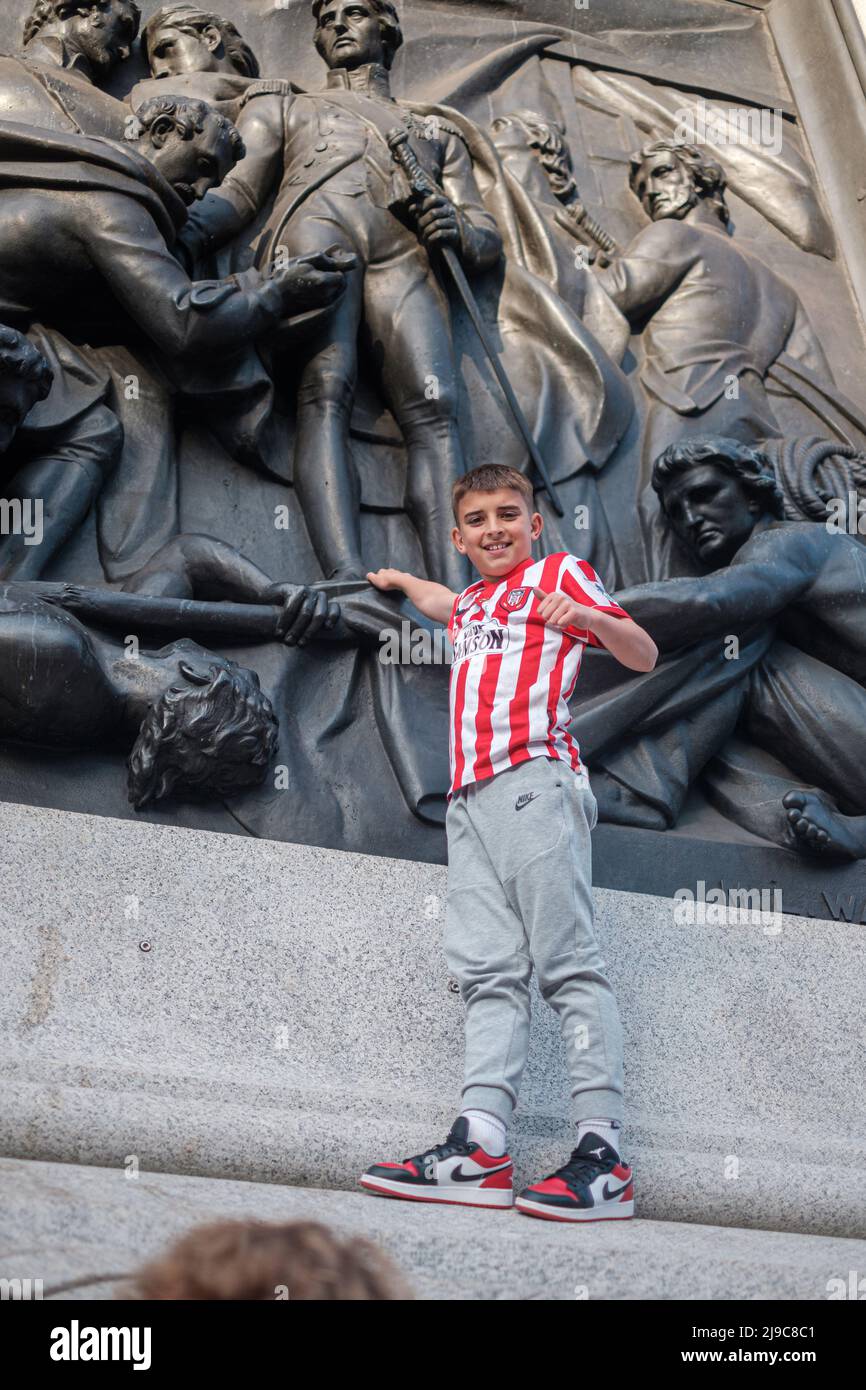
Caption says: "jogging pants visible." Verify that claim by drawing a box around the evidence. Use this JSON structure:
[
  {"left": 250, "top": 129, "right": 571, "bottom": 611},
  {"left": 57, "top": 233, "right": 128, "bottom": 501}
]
[{"left": 444, "top": 756, "right": 624, "bottom": 1126}]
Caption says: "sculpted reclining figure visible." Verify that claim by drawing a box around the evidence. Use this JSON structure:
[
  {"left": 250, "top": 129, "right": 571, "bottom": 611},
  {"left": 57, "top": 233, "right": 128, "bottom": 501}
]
[
  {"left": 582, "top": 437, "right": 866, "bottom": 860},
  {"left": 0, "top": 326, "right": 342, "bottom": 809}
]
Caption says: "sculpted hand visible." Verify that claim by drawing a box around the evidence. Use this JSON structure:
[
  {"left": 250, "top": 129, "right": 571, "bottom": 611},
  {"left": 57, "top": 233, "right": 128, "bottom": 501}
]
[
  {"left": 270, "top": 247, "right": 358, "bottom": 313},
  {"left": 264, "top": 582, "right": 340, "bottom": 647},
  {"left": 175, "top": 218, "right": 212, "bottom": 271},
  {"left": 415, "top": 193, "right": 461, "bottom": 250}
]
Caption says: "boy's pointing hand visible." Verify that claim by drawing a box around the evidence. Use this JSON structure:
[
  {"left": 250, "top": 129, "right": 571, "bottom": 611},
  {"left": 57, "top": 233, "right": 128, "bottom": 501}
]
[{"left": 532, "top": 586, "right": 600, "bottom": 634}]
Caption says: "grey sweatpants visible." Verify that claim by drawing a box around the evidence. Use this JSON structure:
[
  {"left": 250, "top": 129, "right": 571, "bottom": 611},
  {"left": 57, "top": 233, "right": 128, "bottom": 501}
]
[{"left": 444, "top": 756, "right": 624, "bottom": 1127}]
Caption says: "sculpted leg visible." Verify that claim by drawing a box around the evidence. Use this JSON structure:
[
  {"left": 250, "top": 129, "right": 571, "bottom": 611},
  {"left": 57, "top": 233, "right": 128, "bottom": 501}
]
[
  {"left": 283, "top": 216, "right": 366, "bottom": 581},
  {"left": 365, "top": 262, "right": 470, "bottom": 591},
  {"left": 0, "top": 404, "right": 122, "bottom": 580}
]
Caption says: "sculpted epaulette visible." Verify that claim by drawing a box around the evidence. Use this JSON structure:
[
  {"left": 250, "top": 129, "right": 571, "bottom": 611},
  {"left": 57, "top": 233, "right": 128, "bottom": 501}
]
[
  {"left": 240, "top": 79, "right": 295, "bottom": 107},
  {"left": 404, "top": 110, "right": 466, "bottom": 145}
]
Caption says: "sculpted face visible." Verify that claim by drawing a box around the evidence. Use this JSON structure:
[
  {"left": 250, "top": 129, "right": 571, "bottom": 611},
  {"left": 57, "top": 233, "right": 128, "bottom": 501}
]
[
  {"left": 148, "top": 22, "right": 224, "bottom": 78},
  {"left": 0, "top": 377, "right": 41, "bottom": 454},
  {"left": 144, "top": 114, "right": 236, "bottom": 204},
  {"left": 660, "top": 462, "right": 761, "bottom": 568},
  {"left": 315, "top": 2, "right": 386, "bottom": 70},
  {"left": 61, "top": 0, "right": 139, "bottom": 75},
  {"left": 634, "top": 149, "right": 697, "bottom": 222}
]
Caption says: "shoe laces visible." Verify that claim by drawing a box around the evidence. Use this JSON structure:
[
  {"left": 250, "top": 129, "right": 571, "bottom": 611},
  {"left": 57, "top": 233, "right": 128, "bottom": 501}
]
[
  {"left": 404, "top": 1133, "right": 472, "bottom": 1166},
  {"left": 554, "top": 1149, "right": 612, "bottom": 1184}
]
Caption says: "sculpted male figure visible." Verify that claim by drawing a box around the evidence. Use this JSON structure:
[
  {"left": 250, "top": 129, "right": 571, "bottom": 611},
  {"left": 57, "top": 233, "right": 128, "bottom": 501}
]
[
  {"left": 594, "top": 141, "right": 832, "bottom": 483},
  {"left": 143, "top": 4, "right": 259, "bottom": 80},
  {"left": 0, "top": 97, "right": 352, "bottom": 574},
  {"left": 130, "top": 5, "right": 273, "bottom": 153},
  {"left": 0, "top": 1, "right": 140, "bottom": 138},
  {"left": 182, "top": 1, "right": 503, "bottom": 588}
]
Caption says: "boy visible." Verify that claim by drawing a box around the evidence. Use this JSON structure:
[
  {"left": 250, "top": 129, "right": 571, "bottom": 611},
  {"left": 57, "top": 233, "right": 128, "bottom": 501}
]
[{"left": 360, "top": 465, "right": 657, "bottom": 1221}]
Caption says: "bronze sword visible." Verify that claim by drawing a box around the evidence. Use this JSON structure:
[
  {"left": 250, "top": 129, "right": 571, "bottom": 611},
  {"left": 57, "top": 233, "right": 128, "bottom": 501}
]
[{"left": 387, "top": 127, "right": 565, "bottom": 517}]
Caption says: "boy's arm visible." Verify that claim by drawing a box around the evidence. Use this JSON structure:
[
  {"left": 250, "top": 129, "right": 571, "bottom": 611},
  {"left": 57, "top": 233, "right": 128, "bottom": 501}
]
[
  {"left": 535, "top": 586, "right": 657, "bottom": 672},
  {"left": 367, "top": 568, "right": 457, "bottom": 626},
  {"left": 535, "top": 555, "right": 657, "bottom": 672}
]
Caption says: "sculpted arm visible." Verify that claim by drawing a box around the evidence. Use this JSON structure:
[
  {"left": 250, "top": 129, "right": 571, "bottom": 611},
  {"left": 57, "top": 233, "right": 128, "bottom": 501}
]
[
  {"left": 85, "top": 195, "right": 285, "bottom": 358},
  {"left": 613, "top": 527, "right": 822, "bottom": 651},
  {"left": 594, "top": 224, "right": 694, "bottom": 322},
  {"left": 439, "top": 131, "right": 502, "bottom": 273},
  {"left": 182, "top": 95, "right": 286, "bottom": 259}
]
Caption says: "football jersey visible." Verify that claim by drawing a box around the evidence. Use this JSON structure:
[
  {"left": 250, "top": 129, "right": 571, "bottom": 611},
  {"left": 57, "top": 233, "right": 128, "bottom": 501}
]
[{"left": 446, "top": 552, "right": 631, "bottom": 797}]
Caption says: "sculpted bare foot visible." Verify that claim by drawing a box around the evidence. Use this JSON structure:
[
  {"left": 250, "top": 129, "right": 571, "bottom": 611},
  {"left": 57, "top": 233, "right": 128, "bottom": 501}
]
[{"left": 782, "top": 790, "right": 866, "bottom": 860}]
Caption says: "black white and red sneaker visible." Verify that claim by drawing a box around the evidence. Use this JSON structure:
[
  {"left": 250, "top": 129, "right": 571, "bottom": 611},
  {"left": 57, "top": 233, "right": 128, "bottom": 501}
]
[
  {"left": 515, "top": 1131, "right": 634, "bottom": 1222},
  {"left": 359, "top": 1117, "right": 514, "bottom": 1208}
]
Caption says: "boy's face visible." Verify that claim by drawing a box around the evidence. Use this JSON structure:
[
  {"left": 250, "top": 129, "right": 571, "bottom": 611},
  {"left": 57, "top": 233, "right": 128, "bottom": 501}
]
[{"left": 451, "top": 487, "right": 543, "bottom": 581}]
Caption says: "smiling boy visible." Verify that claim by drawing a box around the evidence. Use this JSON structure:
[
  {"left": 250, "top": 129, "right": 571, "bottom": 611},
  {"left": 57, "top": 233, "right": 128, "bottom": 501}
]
[{"left": 361, "top": 464, "right": 657, "bottom": 1221}]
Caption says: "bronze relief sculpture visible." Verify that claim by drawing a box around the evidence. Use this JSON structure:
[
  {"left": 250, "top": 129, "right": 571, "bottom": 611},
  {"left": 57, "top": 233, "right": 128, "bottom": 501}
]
[{"left": 0, "top": 0, "right": 865, "bottom": 915}]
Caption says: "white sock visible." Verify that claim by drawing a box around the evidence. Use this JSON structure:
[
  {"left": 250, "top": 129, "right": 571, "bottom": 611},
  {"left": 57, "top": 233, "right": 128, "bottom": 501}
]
[
  {"left": 461, "top": 1109, "right": 508, "bottom": 1156},
  {"left": 577, "top": 1118, "right": 622, "bottom": 1157}
]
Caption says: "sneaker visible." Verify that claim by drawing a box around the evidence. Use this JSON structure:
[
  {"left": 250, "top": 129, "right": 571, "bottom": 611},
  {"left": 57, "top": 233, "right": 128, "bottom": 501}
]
[
  {"left": 515, "top": 1131, "right": 634, "bottom": 1222},
  {"left": 359, "top": 1117, "right": 514, "bottom": 1208}
]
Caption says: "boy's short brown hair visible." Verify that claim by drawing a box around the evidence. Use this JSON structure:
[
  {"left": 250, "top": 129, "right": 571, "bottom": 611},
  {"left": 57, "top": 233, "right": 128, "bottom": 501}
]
[{"left": 452, "top": 465, "right": 535, "bottom": 523}]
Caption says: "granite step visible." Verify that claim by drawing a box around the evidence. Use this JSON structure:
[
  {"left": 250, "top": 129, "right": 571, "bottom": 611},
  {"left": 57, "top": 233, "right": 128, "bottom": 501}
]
[{"left": 3, "top": 1156, "right": 865, "bottom": 1302}]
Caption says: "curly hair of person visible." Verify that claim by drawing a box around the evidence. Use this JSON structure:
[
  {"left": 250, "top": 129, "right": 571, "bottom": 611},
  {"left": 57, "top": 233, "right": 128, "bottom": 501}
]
[
  {"left": 24, "top": 0, "right": 141, "bottom": 48},
  {"left": 142, "top": 5, "right": 260, "bottom": 79},
  {"left": 629, "top": 139, "right": 729, "bottom": 225},
  {"left": 311, "top": 0, "right": 403, "bottom": 70},
  {"left": 130, "top": 1219, "right": 412, "bottom": 1300},
  {"left": 0, "top": 326, "right": 53, "bottom": 401},
  {"left": 132, "top": 94, "right": 246, "bottom": 164},
  {"left": 652, "top": 436, "right": 785, "bottom": 518},
  {"left": 127, "top": 658, "right": 278, "bottom": 809}
]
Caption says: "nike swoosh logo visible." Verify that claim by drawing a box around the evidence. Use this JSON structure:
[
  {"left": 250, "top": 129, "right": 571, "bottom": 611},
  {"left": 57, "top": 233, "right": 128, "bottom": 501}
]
[
  {"left": 516, "top": 794, "right": 541, "bottom": 811},
  {"left": 451, "top": 1162, "right": 512, "bottom": 1182},
  {"left": 602, "top": 1179, "right": 632, "bottom": 1201}
]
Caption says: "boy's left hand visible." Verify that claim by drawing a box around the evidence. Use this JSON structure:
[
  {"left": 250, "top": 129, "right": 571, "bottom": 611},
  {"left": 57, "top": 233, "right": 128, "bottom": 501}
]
[{"left": 532, "top": 586, "right": 602, "bottom": 635}]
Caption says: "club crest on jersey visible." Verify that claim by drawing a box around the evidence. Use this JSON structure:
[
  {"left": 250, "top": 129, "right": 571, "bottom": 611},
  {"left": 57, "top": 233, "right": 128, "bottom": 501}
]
[{"left": 503, "top": 587, "right": 529, "bottom": 611}]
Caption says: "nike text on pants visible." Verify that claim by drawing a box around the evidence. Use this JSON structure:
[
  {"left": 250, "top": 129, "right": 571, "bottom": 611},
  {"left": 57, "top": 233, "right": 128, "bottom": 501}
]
[{"left": 444, "top": 756, "right": 624, "bottom": 1127}]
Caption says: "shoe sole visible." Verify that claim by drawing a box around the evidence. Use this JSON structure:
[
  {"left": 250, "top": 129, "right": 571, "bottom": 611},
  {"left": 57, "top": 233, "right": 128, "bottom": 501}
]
[
  {"left": 359, "top": 1175, "right": 514, "bottom": 1208},
  {"left": 515, "top": 1196, "right": 634, "bottom": 1223}
]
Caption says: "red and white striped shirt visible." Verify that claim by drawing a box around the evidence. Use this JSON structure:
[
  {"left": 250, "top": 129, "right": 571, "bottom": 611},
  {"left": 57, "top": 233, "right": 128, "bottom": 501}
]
[{"left": 446, "top": 552, "right": 631, "bottom": 797}]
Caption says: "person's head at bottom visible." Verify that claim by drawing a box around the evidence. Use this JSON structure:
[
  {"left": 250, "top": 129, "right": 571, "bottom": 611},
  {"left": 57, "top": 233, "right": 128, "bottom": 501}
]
[{"left": 129, "top": 1219, "right": 411, "bottom": 1299}]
